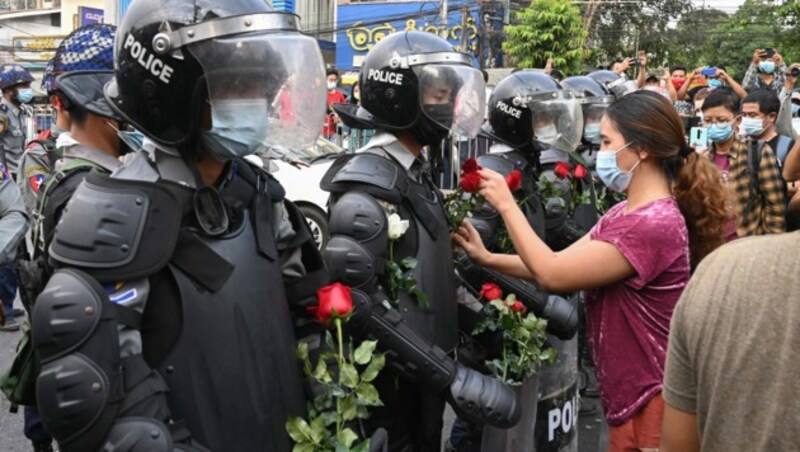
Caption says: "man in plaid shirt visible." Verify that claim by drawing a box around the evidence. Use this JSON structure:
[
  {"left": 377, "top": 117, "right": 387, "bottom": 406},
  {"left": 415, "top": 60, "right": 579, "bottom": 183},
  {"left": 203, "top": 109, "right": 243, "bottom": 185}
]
[
  {"left": 742, "top": 48, "right": 787, "bottom": 94},
  {"left": 731, "top": 90, "right": 788, "bottom": 236}
]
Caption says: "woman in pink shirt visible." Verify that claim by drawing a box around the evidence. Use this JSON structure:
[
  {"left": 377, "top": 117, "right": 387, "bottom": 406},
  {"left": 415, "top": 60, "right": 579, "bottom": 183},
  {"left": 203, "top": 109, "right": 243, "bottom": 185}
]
[{"left": 453, "top": 91, "right": 728, "bottom": 451}]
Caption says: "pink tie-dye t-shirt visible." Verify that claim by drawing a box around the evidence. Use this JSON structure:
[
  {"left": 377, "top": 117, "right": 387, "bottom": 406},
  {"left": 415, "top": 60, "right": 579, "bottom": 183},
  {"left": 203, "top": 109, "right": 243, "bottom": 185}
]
[{"left": 585, "top": 197, "right": 690, "bottom": 425}]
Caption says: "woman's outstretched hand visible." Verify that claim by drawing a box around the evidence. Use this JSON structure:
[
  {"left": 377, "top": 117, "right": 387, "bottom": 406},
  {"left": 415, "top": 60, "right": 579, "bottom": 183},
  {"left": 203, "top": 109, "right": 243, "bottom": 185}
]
[
  {"left": 477, "top": 169, "right": 516, "bottom": 215},
  {"left": 452, "top": 220, "right": 491, "bottom": 265}
]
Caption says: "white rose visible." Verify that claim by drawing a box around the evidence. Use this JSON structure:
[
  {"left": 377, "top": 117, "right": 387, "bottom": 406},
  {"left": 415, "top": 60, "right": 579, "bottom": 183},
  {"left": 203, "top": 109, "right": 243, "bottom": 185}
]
[{"left": 387, "top": 213, "right": 410, "bottom": 240}]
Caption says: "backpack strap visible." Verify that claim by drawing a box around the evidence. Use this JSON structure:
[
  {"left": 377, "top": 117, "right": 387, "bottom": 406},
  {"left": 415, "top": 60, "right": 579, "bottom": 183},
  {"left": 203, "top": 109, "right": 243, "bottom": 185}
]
[{"left": 774, "top": 135, "right": 794, "bottom": 167}]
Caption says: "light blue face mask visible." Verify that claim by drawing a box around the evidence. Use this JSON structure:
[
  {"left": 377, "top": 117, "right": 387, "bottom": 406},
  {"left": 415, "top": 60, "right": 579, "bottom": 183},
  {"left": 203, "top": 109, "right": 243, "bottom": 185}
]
[
  {"left": 759, "top": 61, "right": 776, "bottom": 74},
  {"left": 200, "top": 99, "right": 269, "bottom": 160},
  {"left": 741, "top": 117, "right": 766, "bottom": 137},
  {"left": 584, "top": 122, "right": 601, "bottom": 144},
  {"left": 16, "top": 88, "right": 33, "bottom": 104},
  {"left": 707, "top": 123, "right": 734, "bottom": 143},
  {"left": 596, "top": 142, "right": 638, "bottom": 193},
  {"left": 792, "top": 104, "right": 800, "bottom": 116},
  {"left": 118, "top": 129, "right": 146, "bottom": 151},
  {"left": 708, "top": 79, "right": 723, "bottom": 89}
]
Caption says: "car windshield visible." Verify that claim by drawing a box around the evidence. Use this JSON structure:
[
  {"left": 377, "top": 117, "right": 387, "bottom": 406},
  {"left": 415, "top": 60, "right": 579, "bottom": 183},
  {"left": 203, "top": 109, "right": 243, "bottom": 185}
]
[{"left": 264, "top": 137, "right": 344, "bottom": 161}]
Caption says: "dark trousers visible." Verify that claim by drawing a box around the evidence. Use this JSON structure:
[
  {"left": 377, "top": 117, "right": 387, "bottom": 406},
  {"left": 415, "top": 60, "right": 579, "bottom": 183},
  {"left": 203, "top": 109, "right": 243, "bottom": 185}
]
[
  {"left": 0, "top": 262, "right": 17, "bottom": 321},
  {"left": 24, "top": 405, "right": 52, "bottom": 443}
]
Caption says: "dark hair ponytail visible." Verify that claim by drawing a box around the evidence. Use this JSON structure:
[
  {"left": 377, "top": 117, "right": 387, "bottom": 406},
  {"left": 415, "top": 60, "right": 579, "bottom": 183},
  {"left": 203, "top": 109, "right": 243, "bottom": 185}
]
[{"left": 607, "top": 91, "right": 728, "bottom": 268}]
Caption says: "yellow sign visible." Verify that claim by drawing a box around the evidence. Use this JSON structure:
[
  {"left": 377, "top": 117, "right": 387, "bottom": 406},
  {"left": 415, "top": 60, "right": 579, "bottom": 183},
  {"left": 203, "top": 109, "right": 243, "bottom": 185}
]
[
  {"left": 346, "top": 17, "right": 479, "bottom": 53},
  {"left": 13, "top": 35, "right": 66, "bottom": 63}
]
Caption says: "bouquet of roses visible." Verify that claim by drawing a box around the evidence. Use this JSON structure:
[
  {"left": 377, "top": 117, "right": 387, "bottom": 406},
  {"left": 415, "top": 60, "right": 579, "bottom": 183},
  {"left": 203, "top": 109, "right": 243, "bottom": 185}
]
[
  {"left": 444, "top": 158, "right": 523, "bottom": 231},
  {"left": 472, "top": 283, "right": 558, "bottom": 386},
  {"left": 287, "top": 283, "right": 386, "bottom": 452},
  {"left": 538, "top": 161, "right": 592, "bottom": 215}
]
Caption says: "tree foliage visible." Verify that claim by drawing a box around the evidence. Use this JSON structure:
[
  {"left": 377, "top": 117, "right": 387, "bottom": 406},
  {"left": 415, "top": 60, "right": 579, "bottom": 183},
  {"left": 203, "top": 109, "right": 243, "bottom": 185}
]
[
  {"left": 583, "top": 0, "right": 693, "bottom": 66},
  {"left": 503, "top": 0, "right": 587, "bottom": 73}
]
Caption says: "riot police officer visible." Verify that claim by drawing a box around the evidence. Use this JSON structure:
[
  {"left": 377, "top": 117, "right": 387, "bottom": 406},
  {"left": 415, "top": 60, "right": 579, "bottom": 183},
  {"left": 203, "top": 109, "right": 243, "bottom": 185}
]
[
  {"left": 0, "top": 64, "right": 34, "bottom": 333},
  {"left": 588, "top": 69, "right": 638, "bottom": 100},
  {"left": 323, "top": 31, "right": 520, "bottom": 451},
  {"left": 31, "top": 1, "right": 330, "bottom": 451}
]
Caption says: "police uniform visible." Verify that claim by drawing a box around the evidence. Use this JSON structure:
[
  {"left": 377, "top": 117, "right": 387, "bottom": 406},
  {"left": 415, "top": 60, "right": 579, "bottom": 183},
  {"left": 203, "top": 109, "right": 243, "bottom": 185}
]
[
  {"left": 31, "top": 4, "right": 334, "bottom": 451},
  {"left": 324, "top": 32, "right": 521, "bottom": 452},
  {"left": 0, "top": 97, "right": 28, "bottom": 177}
]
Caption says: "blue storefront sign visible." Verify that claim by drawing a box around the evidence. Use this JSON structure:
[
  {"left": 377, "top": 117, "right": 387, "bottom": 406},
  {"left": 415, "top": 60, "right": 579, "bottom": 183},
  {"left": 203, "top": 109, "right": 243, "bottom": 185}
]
[
  {"left": 79, "top": 6, "right": 104, "bottom": 26},
  {"left": 335, "top": 1, "right": 481, "bottom": 70}
]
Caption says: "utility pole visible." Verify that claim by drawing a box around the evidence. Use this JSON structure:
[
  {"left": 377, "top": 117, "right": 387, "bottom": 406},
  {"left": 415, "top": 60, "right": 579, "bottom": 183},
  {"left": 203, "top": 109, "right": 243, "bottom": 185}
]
[
  {"left": 440, "top": 0, "right": 449, "bottom": 39},
  {"left": 460, "top": 4, "right": 469, "bottom": 52}
]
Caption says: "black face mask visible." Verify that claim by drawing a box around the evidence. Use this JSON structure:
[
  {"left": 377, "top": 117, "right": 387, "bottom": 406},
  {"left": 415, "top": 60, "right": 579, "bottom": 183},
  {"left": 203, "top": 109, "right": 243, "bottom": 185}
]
[{"left": 411, "top": 104, "right": 453, "bottom": 146}]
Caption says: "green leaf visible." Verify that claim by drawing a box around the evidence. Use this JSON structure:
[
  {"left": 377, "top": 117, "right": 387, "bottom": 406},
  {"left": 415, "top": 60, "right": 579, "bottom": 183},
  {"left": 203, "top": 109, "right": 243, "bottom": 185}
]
[
  {"left": 313, "top": 359, "right": 329, "bottom": 383},
  {"left": 341, "top": 395, "right": 358, "bottom": 422},
  {"left": 309, "top": 416, "right": 326, "bottom": 444},
  {"left": 356, "top": 382, "right": 382, "bottom": 406},
  {"left": 286, "top": 417, "right": 313, "bottom": 443},
  {"left": 400, "top": 256, "right": 418, "bottom": 269},
  {"left": 337, "top": 428, "right": 359, "bottom": 449},
  {"left": 353, "top": 340, "right": 377, "bottom": 365},
  {"left": 361, "top": 353, "right": 386, "bottom": 382},
  {"left": 352, "top": 440, "right": 371, "bottom": 452},
  {"left": 296, "top": 341, "right": 309, "bottom": 362},
  {"left": 293, "top": 444, "right": 316, "bottom": 452},
  {"left": 340, "top": 363, "right": 359, "bottom": 389}
]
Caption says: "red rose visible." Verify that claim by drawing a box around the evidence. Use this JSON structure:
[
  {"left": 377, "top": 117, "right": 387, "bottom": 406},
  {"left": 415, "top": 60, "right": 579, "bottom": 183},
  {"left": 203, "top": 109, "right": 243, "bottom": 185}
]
[
  {"left": 554, "top": 162, "right": 572, "bottom": 179},
  {"left": 573, "top": 164, "right": 588, "bottom": 179},
  {"left": 309, "top": 282, "right": 354, "bottom": 324},
  {"left": 511, "top": 301, "right": 527, "bottom": 314},
  {"left": 479, "top": 283, "right": 503, "bottom": 301},
  {"left": 462, "top": 158, "right": 481, "bottom": 174},
  {"left": 505, "top": 170, "right": 523, "bottom": 192},
  {"left": 459, "top": 173, "right": 482, "bottom": 193}
]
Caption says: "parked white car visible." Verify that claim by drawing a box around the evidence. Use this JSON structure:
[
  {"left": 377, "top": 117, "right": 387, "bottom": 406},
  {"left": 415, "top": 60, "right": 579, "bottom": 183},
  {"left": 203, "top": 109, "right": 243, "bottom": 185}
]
[{"left": 249, "top": 138, "right": 345, "bottom": 250}]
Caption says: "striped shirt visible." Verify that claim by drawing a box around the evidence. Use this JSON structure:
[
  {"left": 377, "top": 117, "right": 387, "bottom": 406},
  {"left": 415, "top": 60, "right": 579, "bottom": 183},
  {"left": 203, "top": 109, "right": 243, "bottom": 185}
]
[{"left": 729, "top": 137, "right": 786, "bottom": 236}]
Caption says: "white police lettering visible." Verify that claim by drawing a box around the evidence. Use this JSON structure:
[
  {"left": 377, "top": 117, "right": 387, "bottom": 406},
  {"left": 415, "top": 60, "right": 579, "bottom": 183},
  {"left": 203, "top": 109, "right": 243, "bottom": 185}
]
[
  {"left": 367, "top": 69, "right": 403, "bottom": 86},
  {"left": 547, "top": 395, "right": 577, "bottom": 442},
  {"left": 496, "top": 101, "right": 522, "bottom": 119},
  {"left": 123, "top": 34, "right": 174, "bottom": 84}
]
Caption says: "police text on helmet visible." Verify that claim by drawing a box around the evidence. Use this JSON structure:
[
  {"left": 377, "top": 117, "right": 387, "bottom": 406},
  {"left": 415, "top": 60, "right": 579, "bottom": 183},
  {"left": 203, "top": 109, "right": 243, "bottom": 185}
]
[
  {"left": 496, "top": 101, "right": 522, "bottom": 119},
  {"left": 123, "top": 34, "right": 174, "bottom": 84},
  {"left": 367, "top": 69, "right": 404, "bottom": 86}
]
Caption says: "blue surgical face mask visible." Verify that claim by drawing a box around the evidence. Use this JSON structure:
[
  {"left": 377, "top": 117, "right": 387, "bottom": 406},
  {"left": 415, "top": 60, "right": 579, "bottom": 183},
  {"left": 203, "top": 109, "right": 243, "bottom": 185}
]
[
  {"left": 596, "top": 142, "right": 639, "bottom": 193},
  {"left": 118, "top": 129, "right": 146, "bottom": 151},
  {"left": 16, "top": 88, "right": 33, "bottom": 104},
  {"left": 791, "top": 104, "right": 800, "bottom": 116},
  {"left": 708, "top": 79, "right": 723, "bottom": 89},
  {"left": 759, "top": 61, "right": 776, "bottom": 74},
  {"left": 741, "top": 117, "right": 766, "bottom": 137},
  {"left": 200, "top": 99, "right": 269, "bottom": 160},
  {"left": 583, "top": 122, "right": 601, "bottom": 144},
  {"left": 707, "top": 123, "right": 734, "bottom": 143}
]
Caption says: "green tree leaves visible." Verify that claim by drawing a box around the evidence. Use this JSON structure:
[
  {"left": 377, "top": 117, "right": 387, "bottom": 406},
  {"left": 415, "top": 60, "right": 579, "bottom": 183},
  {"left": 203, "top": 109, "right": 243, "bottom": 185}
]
[{"left": 504, "top": 0, "right": 588, "bottom": 73}]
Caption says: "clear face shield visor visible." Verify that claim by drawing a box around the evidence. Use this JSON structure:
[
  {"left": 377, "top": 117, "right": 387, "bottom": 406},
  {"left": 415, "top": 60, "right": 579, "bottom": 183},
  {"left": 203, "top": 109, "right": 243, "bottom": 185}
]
[
  {"left": 153, "top": 13, "right": 326, "bottom": 150},
  {"left": 416, "top": 63, "right": 485, "bottom": 138},
  {"left": 529, "top": 97, "right": 584, "bottom": 153}
]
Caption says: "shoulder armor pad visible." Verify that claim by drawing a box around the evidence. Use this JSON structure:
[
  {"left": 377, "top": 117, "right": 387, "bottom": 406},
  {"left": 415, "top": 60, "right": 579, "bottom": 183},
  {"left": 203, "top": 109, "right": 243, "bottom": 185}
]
[
  {"left": 48, "top": 171, "right": 183, "bottom": 283},
  {"left": 321, "top": 153, "right": 406, "bottom": 204},
  {"left": 477, "top": 154, "right": 515, "bottom": 177}
]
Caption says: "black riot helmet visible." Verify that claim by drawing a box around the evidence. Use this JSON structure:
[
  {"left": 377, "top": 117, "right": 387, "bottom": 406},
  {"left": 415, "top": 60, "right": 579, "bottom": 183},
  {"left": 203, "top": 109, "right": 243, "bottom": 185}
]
[
  {"left": 587, "top": 70, "right": 637, "bottom": 99},
  {"left": 104, "top": 0, "right": 326, "bottom": 150},
  {"left": 561, "top": 76, "right": 614, "bottom": 145},
  {"left": 484, "top": 70, "right": 582, "bottom": 154},
  {"left": 333, "top": 31, "right": 485, "bottom": 145}
]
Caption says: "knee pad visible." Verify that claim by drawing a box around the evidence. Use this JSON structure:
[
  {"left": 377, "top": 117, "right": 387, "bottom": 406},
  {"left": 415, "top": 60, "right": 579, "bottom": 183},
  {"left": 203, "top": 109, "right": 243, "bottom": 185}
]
[{"left": 32, "top": 268, "right": 123, "bottom": 452}]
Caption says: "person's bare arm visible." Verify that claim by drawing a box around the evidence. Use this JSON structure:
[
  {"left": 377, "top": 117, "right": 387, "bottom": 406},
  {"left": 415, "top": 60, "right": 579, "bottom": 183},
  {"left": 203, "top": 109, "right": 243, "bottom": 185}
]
[
  {"left": 660, "top": 403, "right": 701, "bottom": 452},
  {"left": 784, "top": 139, "right": 800, "bottom": 183}
]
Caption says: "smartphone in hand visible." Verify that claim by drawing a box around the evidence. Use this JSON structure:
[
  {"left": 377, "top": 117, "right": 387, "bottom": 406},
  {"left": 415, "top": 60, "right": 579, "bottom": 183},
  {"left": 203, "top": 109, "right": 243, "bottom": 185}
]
[{"left": 690, "top": 127, "right": 709, "bottom": 149}]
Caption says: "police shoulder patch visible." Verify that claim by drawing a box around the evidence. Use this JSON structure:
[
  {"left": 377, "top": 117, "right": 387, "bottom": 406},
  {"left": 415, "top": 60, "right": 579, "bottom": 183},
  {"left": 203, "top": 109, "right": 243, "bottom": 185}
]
[
  {"left": 0, "top": 103, "right": 7, "bottom": 113},
  {"left": 0, "top": 163, "right": 10, "bottom": 181},
  {"left": 0, "top": 114, "right": 8, "bottom": 135}
]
